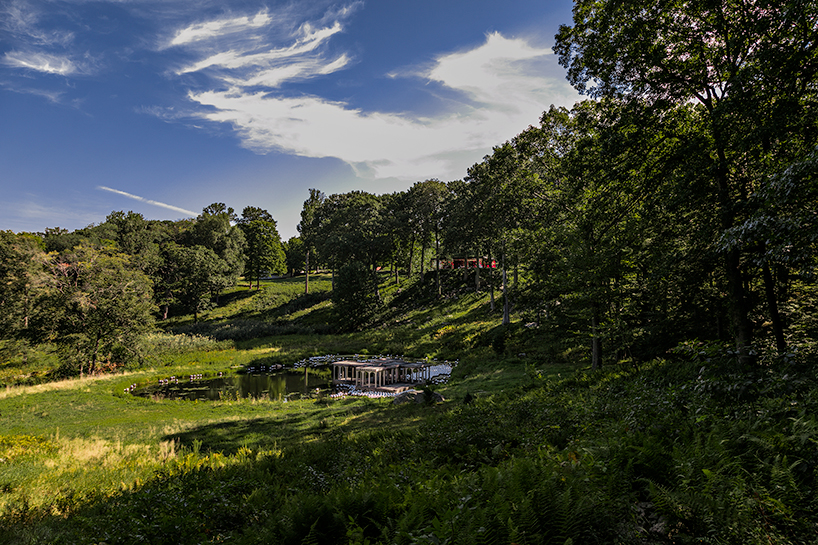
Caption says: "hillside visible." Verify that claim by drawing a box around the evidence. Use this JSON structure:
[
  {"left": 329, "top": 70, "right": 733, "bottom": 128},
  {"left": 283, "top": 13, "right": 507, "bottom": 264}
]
[{"left": 1, "top": 273, "right": 817, "bottom": 544}]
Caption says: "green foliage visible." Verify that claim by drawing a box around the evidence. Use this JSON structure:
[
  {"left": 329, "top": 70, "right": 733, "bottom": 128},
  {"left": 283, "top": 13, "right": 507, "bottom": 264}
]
[
  {"left": 283, "top": 235, "right": 306, "bottom": 277},
  {"left": 0, "top": 231, "right": 49, "bottom": 341},
  {"left": 237, "top": 206, "right": 286, "bottom": 288},
  {"left": 184, "top": 203, "right": 247, "bottom": 295},
  {"left": 160, "top": 242, "right": 226, "bottom": 321},
  {"left": 39, "top": 244, "right": 155, "bottom": 376},
  {"left": 333, "top": 261, "right": 383, "bottom": 332}
]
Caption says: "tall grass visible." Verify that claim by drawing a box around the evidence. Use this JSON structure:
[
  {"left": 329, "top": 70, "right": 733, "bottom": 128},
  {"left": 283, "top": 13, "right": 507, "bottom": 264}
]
[{"left": 2, "top": 346, "right": 818, "bottom": 544}]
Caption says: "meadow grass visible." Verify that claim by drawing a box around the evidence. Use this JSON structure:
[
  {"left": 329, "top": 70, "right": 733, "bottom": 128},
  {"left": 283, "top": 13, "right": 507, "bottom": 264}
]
[{"left": 3, "top": 273, "right": 817, "bottom": 543}]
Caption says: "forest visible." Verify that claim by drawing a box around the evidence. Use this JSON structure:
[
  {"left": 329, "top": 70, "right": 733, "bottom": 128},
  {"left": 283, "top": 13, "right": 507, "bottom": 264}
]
[{"left": 2, "top": 1, "right": 818, "bottom": 543}]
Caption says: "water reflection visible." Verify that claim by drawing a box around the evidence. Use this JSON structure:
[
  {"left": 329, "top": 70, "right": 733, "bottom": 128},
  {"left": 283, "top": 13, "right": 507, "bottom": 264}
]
[{"left": 132, "top": 369, "right": 330, "bottom": 401}]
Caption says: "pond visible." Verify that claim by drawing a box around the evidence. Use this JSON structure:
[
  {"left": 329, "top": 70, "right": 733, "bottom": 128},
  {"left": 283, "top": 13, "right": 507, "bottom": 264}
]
[
  {"left": 130, "top": 368, "right": 331, "bottom": 401},
  {"left": 129, "top": 356, "right": 456, "bottom": 401}
]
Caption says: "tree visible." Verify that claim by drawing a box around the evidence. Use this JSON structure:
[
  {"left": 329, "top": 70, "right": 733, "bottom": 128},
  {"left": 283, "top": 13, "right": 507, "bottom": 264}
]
[
  {"left": 42, "top": 226, "right": 87, "bottom": 254},
  {"left": 405, "top": 180, "right": 447, "bottom": 287},
  {"left": 283, "top": 236, "right": 306, "bottom": 278},
  {"left": 186, "top": 203, "right": 246, "bottom": 300},
  {"left": 332, "top": 260, "right": 382, "bottom": 331},
  {"left": 103, "top": 211, "right": 166, "bottom": 276},
  {"left": 313, "top": 191, "right": 391, "bottom": 297},
  {"left": 463, "top": 142, "right": 541, "bottom": 322},
  {"left": 237, "top": 206, "right": 286, "bottom": 289},
  {"left": 160, "top": 242, "right": 227, "bottom": 322},
  {"left": 555, "top": 0, "right": 818, "bottom": 364},
  {"left": 40, "top": 244, "right": 154, "bottom": 376},
  {"left": 0, "top": 231, "right": 48, "bottom": 341},
  {"left": 297, "top": 189, "right": 326, "bottom": 294},
  {"left": 517, "top": 100, "right": 698, "bottom": 368},
  {"left": 721, "top": 147, "right": 818, "bottom": 350}
]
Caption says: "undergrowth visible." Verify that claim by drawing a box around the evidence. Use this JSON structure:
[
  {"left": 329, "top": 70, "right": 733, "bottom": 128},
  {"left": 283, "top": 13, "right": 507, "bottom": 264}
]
[{"left": 2, "top": 346, "right": 817, "bottom": 544}]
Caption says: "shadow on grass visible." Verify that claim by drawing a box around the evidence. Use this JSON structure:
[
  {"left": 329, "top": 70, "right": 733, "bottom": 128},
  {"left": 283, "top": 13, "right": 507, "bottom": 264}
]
[
  {"left": 162, "top": 398, "right": 429, "bottom": 456},
  {"left": 164, "top": 415, "right": 302, "bottom": 454}
]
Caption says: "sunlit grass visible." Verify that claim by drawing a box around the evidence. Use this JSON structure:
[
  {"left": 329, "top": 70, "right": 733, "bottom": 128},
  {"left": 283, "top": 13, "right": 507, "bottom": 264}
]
[{"left": 0, "top": 270, "right": 613, "bottom": 542}]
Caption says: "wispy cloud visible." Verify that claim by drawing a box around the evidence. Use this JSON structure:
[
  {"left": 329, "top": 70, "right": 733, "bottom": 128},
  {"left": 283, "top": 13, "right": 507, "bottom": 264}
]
[
  {"left": 0, "top": 79, "right": 65, "bottom": 103},
  {"left": 178, "top": 23, "right": 579, "bottom": 180},
  {"left": 3, "top": 50, "right": 79, "bottom": 75},
  {"left": 97, "top": 186, "right": 197, "bottom": 216},
  {"left": 0, "top": 193, "right": 105, "bottom": 233},
  {"left": 169, "top": 10, "right": 272, "bottom": 47},
  {"left": 0, "top": 1, "right": 95, "bottom": 78},
  {"left": 171, "top": 7, "right": 351, "bottom": 91},
  {"left": 2, "top": 0, "right": 74, "bottom": 47}
]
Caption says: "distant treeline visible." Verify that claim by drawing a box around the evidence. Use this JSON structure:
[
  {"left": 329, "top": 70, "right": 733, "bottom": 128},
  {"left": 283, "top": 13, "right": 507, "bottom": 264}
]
[{"left": 0, "top": 204, "right": 285, "bottom": 374}]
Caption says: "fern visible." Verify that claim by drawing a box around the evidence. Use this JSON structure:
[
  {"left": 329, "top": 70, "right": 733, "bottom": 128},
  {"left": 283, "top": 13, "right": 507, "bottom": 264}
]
[{"left": 300, "top": 517, "right": 321, "bottom": 545}]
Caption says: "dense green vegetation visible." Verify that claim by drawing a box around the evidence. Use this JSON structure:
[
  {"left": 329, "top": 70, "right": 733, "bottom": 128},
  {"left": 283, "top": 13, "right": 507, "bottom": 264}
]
[
  {"left": 0, "top": 272, "right": 817, "bottom": 543},
  {"left": 1, "top": 1, "right": 818, "bottom": 542}
]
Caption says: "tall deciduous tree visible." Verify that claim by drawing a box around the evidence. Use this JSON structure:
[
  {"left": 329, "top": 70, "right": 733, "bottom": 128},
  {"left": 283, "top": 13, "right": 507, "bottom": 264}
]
[
  {"left": 160, "top": 242, "right": 226, "bottom": 322},
  {"left": 0, "top": 231, "right": 49, "bottom": 340},
  {"left": 186, "top": 203, "right": 246, "bottom": 300},
  {"left": 298, "top": 189, "right": 326, "bottom": 294},
  {"left": 313, "top": 191, "right": 391, "bottom": 297},
  {"left": 555, "top": 0, "right": 818, "bottom": 363},
  {"left": 282, "top": 236, "right": 306, "bottom": 278},
  {"left": 405, "top": 180, "right": 448, "bottom": 294},
  {"left": 40, "top": 244, "right": 154, "bottom": 376},
  {"left": 237, "top": 206, "right": 286, "bottom": 289}
]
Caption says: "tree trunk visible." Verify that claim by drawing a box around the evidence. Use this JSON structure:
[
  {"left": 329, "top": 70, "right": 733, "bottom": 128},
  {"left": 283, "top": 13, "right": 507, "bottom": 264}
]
[
  {"left": 408, "top": 234, "right": 415, "bottom": 277},
  {"left": 23, "top": 285, "right": 30, "bottom": 330},
  {"left": 475, "top": 251, "right": 481, "bottom": 293},
  {"left": 591, "top": 300, "right": 602, "bottom": 370},
  {"left": 762, "top": 262, "right": 787, "bottom": 352},
  {"left": 488, "top": 248, "right": 495, "bottom": 312},
  {"left": 714, "top": 127, "right": 755, "bottom": 365},
  {"left": 502, "top": 249, "right": 510, "bottom": 326},
  {"left": 373, "top": 262, "right": 380, "bottom": 300},
  {"left": 90, "top": 333, "right": 100, "bottom": 376},
  {"left": 420, "top": 241, "right": 427, "bottom": 283},
  {"left": 435, "top": 230, "right": 441, "bottom": 298},
  {"left": 305, "top": 250, "right": 310, "bottom": 295}
]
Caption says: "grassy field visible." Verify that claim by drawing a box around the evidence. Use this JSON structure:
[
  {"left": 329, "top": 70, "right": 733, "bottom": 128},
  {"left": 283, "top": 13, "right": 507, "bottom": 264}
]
[{"left": 1, "top": 272, "right": 817, "bottom": 543}]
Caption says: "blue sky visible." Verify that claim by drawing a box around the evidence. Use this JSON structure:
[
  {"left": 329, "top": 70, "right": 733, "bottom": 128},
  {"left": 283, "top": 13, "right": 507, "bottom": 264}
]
[{"left": 1, "top": 0, "right": 580, "bottom": 239}]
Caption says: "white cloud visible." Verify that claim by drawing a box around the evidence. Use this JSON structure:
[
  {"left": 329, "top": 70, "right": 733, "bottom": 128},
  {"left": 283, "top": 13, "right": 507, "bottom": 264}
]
[
  {"left": 428, "top": 32, "right": 568, "bottom": 112},
  {"left": 169, "top": 10, "right": 272, "bottom": 47},
  {"left": 2, "top": 0, "right": 75, "bottom": 47},
  {"left": 2, "top": 50, "right": 78, "bottom": 75},
  {"left": 180, "top": 26, "right": 579, "bottom": 181},
  {"left": 1, "top": 1, "right": 94, "bottom": 78},
  {"left": 174, "top": 15, "right": 348, "bottom": 91},
  {"left": 97, "top": 186, "right": 198, "bottom": 216}
]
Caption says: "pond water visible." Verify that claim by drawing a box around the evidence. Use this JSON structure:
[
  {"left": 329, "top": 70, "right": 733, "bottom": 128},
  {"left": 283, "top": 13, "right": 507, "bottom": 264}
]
[
  {"left": 131, "top": 368, "right": 330, "bottom": 401},
  {"left": 129, "top": 356, "right": 456, "bottom": 401}
]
